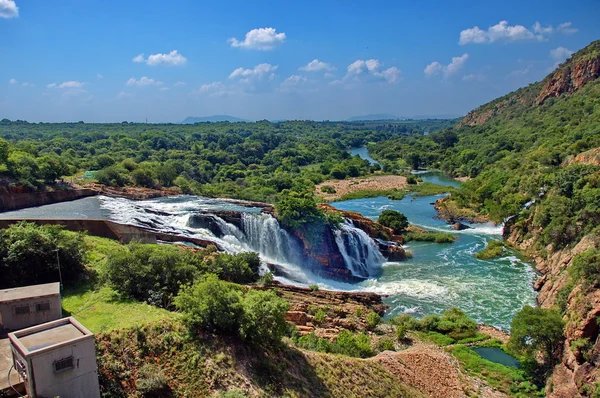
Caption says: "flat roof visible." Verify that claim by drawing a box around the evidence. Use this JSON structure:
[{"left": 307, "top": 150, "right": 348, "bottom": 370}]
[
  {"left": 9, "top": 317, "right": 93, "bottom": 357},
  {"left": 0, "top": 282, "right": 60, "bottom": 303},
  {"left": 18, "top": 323, "right": 84, "bottom": 352}
]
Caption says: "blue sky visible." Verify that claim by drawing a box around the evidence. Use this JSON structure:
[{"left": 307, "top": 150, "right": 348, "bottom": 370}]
[{"left": 1, "top": 0, "right": 598, "bottom": 122}]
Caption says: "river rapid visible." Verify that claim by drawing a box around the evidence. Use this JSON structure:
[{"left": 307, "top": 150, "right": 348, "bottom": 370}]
[{"left": 0, "top": 162, "right": 537, "bottom": 330}]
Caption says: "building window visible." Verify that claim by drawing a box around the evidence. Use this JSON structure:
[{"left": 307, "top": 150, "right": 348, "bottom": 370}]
[
  {"left": 13, "top": 305, "right": 30, "bottom": 316},
  {"left": 54, "top": 356, "right": 74, "bottom": 373},
  {"left": 35, "top": 302, "right": 51, "bottom": 312}
]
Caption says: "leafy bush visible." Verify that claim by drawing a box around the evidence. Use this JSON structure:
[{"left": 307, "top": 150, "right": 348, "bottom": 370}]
[
  {"left": 366, "top": 311, "right": 381, "bottom": 330},
  {"left": 0, "top": 222, "right": 87, "bottom": 289},
  {"left": 378, "top": 210, "right": 409, "bottom": 234},
  {"left": 436, "top": 307, "right": 478, "bottom": 340},
  {"left": 313, "top": 308, "right": 326, "bottom": 324},
  {"left": 206, "top": 252, "right": 260, "bottom": 284},
  {"left": 295, "top": 330, "right": 376, "bottom": 358},
  {"left": 320, "top": 185, "right": 336, "bottom": 194},
  {"left": 377, "top": 337, "right": 396, "bottom": 352},
  {"left": 175, "top": 275, "right": 244, "bottom": 334},
  {"left": 275, "top": 190, "right": 324, "bottom": 228},
  {"left": 239, "top": 289, "right": 289, "bottom": 345},
  {"left": 403, "top": 231, "right": 455, "bottom": 243},
  {"left": 571, "top": 248, "right": 600, "bottom": 289},
  {"left": 509, "top": 306, "right": 564, "bottom": 365},
  {"left": 95, "top": 165, "right": 130, "bottom": 187},
  {"left": 136, "top": 364, "right": 170, "bottom": 397},
  {"left": 309, "top": 284, "right": 319, "bottom": 291}
]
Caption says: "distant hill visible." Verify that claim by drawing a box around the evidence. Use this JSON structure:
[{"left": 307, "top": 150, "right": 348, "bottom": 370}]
[
  {"left": 346, "top": 114, "right": 401, "bottom": 121},
  {"left": 180, "top": 115, "right": 248, "bottom": 123},
  {"left": 346, "top": 114, "right": 458, "bottom": 122}
]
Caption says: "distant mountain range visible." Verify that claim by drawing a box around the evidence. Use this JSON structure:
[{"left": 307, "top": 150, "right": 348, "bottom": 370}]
[
  {"left": 180, "top": 115, "right": 249, "bottom": 123},
  {"left": 346, "top": 114, "right": 459, "bottom": 121}
]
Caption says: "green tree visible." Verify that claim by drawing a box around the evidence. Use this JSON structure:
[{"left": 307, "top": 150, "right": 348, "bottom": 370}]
[
  {"left": 378, "top": 210, "right": 409, "bottom": 233},
  {"left": 509, "top": 306, "right": 564, "bottom": 365},
  {"left": 275, "top": 189, "right": 324, "bottom": 228},
  {"left": 174, "top": 275, "right": 243, "bottom": 334},
  {"left": 239, "top": 290, "right": 289, "bottom": 345}
]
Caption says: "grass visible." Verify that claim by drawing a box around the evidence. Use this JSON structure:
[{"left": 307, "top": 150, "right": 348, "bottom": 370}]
[
  {"left": 62, "top": 285, "right": 177, "bottom": 333},
  {"left": 336, "top": 189, "right": 406, "bottom": 201},
  {"left": 403, "top": 231, "right": 455, "bottom": 243},
  {"left": 449, "top": 345, "right": 543, "bottom": 397},
  {"left": 475, "top": 240, "right": 505, "bottom": 259},
  {"left": 407, "top": 182, "right": 456, "bottom": 197}
]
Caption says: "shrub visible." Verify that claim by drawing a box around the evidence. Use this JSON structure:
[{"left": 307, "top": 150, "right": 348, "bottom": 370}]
[
  {"left": 571, "top": 248, "right": 600, "bottom": 289},
  {"left": 320, "top": 185, "right": 336, "bottom": 194},
  {"left": 313, "top": 308, "right": 326, "bottom": 324},
  {"left": 366, "top": 311, "right": 381, "bottom": 330},
  {"left": 377, "top": 337, "right": 396, "bottom": 352},
  {"left": 95, "top": 165, "right": 130, "bottom": 187},
  {"left": 378, "top": 210, "right": 409, "bottom": 234},
  {"left": 0, "top": 222, "right": 87, "bottom": 289},
  {"left": 309, "top": 284, "right": 320, "bottom": 291},
  {"left": 509, "top": 306, "right": 564, "bottom": 365},
  {"left": 395, "top": 325, "right": 407, "bottom": 341},
  {"left": 333, "top": 330, "right": 375, "bottom": 358},
  {"left": 136, "top": 364, "right": 170, "bottom": 397},
  {"left": 390, "top": 314, "right": 420, "bottom": 330},
  {"left": 207, "top": 252, "right": 261, "bottom": 284},
  {"left": 275, "top": 190, "right": 324, "bottom": 228},
  {"left": 175, "top": 275, "right": 244, "bottom": 334},
  {"left": 239, "top": 289, "right": 289, "bottom": 345},
  {"left": 436, "top": 307, "right": 478, "bottom": 340},
  {"left": 476, "top": 240, "right": 505, "bottom": 259}
]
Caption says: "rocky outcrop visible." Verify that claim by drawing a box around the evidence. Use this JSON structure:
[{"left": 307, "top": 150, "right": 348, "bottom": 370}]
[
  {"left": 434, "top": 197, "right": 490, "bottom": 224},
  {"left": 0, "top": 184, "right": 97, "bottom": 212},
  {"left": 563, "top": 147, "right": 600, "bottom": 167},
  {"left": 536, "top": 57, "right": 600, "bottom": 105},
  {"left": 504, "top": 214, "right": 600, "bottom": 396}
]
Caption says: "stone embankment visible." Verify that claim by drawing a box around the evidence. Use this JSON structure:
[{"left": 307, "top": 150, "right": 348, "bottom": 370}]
[{"left": 0, "top": 184, "right": 97, "bottom": 212}]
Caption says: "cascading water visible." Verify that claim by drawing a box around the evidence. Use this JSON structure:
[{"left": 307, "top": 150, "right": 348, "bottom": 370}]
[{"left": 334, "top": 220, "right": 386, "bottom": 278}]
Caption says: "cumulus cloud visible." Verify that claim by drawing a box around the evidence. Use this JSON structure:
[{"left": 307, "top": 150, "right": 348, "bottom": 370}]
[
  {"left": 174, "top": 81, "right": 186, "bottom": 87},
  {"left": 126, "top": 77, "right": 164, "bottom": 86},
  {"left": 147, "top": 50, "right": 187, "bottom": 66},
  {"left": 133, "top": 51, "right": 187, "bottom": 66},
  {"left": 21, "top": 82, "right": 34, "bottom": 87},
  {"left": 228, "top": 27, "right": 286, "bottom": 50},
  {"left": 462, "top": 73, "right": 485, "bottom": 82},
  {"left": 279, "top": 75, "right": 314, "bottom": 93},
  {"left": 9, "top": 78, "right": 17, "bottom": 85},
  {"left": 192, "top": 81, "right": 228, "bottom": 97},
  {"left": 459, "top": 20, "right": 576, "bottom": 45},
  {"left": 229, "top": 63, "right": 278, "bottom": 82},
  {"left": 424, "top": 54, "right": 469, "bottom": 78},
  {"left": 97, "top": 74, "right": 104, "bottom": 79},
  {"left": 47, "top": 81, "right": 85, "bottom": 89},
  {"left": 116, "top": 91, "right": 133, "bottom": 100},
  {"left": 550, "top": 46, "right": 573, "bottom": 61},
  {"left": 133, "top": 54, "right": 145, "bottom": 63},
  {"left": 299, "top": 59, "right": 336, "bottom": 72},
  {"left": 336, "top": 59, "right": 401, "bottom": 85},
  {"left": 0, "top": 0, "right": 18, "bottom": 19}
]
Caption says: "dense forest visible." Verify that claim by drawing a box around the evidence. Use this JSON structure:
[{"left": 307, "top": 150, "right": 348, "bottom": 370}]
[{"left": 0, "top": 119, "right": 453, "bottom": 202}]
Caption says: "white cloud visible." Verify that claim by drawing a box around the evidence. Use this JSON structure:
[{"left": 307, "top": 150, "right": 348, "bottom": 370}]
[
  {"left": 97, "top": 74, "right": 104, "bottom": 79},
  {"left": 0, "top": 0, "right": 18, "bottom": 19},
  {"left": 174, "top": 81, "right": 186, "bottom": 87},
  {"left": 424, "top": 54, "right": 469, "bottom": 78},
  {"left": 9, "top": 78, "right": 17, "bottom": 85},
  {"left": 228, "top": 27, "right": 286, "bottom": 50},
  {"left": 550, "top": 46, "right": 573, "bottom": 61},
  {"left": 299, "top": 59, "right": 336, "bottom": 72},
  {"left": 459, "top": 20, "right": 576, "bottom": 45},
  {"left": 229, "top": 63, "right": 278, "bottom": 82},
  {"left": 337, "top": 59, "right": 401, "bottom": 84},
  {"left": 116, "top": 91, "right": 133, "bottom": 99},
  {"left": 557, "top": 22, "right": 577, "bottom": 34},
  {"left": 21, "top": 82, "right": 34, "bottom": 87},
  {"left": 159, "top": 87, "right": 169, "bottom": 91},
  {"left": 133, "top": 53, "right": 145, "bottom": 63},
  {"left": 147, "top": 50, "right": 187, "bottom": 66},
  {"left": 324, "top": 73, "right": 336, "bottom": 79},
  {"left": 462, "top": 73, "right": 486, "bottom": 82},
  {"left": 193, "top": 81, "right": 228, "bottom": 97},
  {"left": 126, "top": 77, "right": 164, "bottom": 86},
  {"left": 279, "top": 75, "right": 312, "bottom": 92},
  {"left": 47, "top": 81, "right": 85, "bottom": 89}
]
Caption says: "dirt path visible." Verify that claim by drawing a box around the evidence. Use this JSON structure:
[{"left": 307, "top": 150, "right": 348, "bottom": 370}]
[{"left": 315, "top": 175, "right": 407, "bottom": 201}]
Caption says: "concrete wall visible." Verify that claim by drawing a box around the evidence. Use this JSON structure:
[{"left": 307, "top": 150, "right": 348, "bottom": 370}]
[
  {"left": 0, "top": 295, "right": 61, "bottom": 332},
  {"left": 15, "top": 338, "right": 100, "bottom": 398},
  {"left": 0, "top": 189, "right": 97, "bottom": 213}
]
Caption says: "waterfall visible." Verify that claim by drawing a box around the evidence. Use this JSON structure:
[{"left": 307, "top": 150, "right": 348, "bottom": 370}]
[
  {"left": 334, "top": 220, "right": 385, "bottom": 278},
  {"left": 240, "top": 213, "right": 304, "bottom": 266}
]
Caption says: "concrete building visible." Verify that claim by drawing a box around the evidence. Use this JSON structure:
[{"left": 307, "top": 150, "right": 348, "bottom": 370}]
[
  {"left": 8, "top": 317, "right": 101, "bottom": 398},
  {"left": 0, "top": 282, "right": 62, "bottom": 333}
]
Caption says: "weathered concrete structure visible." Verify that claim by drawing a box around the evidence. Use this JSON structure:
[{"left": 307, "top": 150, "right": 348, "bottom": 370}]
[
  {"left": 8, "top": 317, "right": 100, "bottom": 398},
  {"left": 0, "top": 283, "right": 62, "bottom": 333}
]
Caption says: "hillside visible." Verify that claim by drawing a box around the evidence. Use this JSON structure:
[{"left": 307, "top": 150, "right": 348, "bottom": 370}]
[
  {"left": 372, "top": 40, "right": 600, "bottom": 396},
  {"left": 181, "top": 115, "right": 249, "bottom": 123}
]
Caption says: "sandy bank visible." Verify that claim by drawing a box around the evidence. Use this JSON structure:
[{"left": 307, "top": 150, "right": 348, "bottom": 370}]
[{"left": 315, "top": 175, "right": 407, "bottom": 201}]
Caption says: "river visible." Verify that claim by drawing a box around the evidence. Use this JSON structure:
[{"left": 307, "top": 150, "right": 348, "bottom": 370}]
[{"left": 0, "top": 157, "right": 537, "bottom": 330}]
